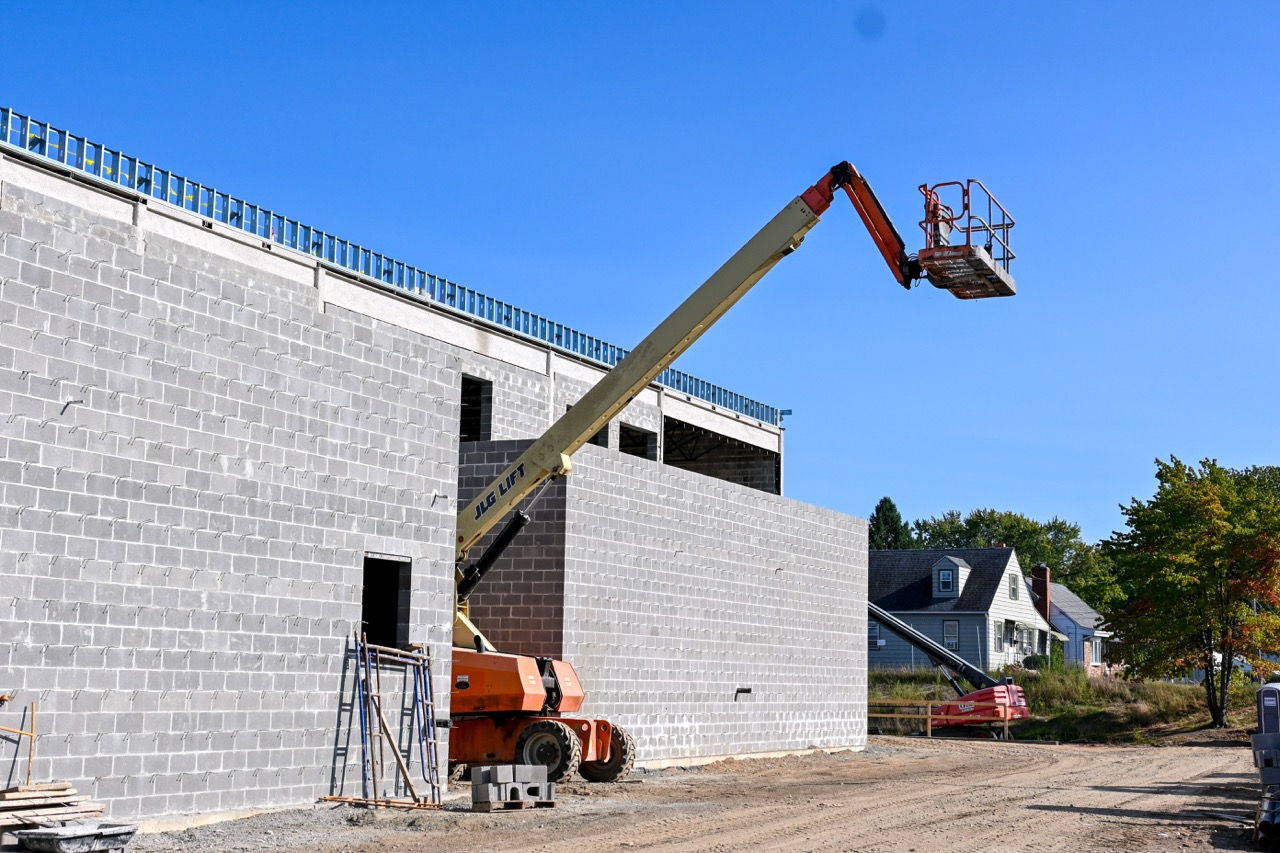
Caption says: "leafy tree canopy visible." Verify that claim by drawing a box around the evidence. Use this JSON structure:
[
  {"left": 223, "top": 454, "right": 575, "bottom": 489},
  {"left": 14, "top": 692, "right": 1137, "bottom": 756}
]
[
  {"left": 868, "top": 497, "right": 914, "bottom": 550},
  {"left": 912, "top": 508, "right": 1121, "bottom": 608},
  {"left": 1102, "top": 457, "right": 1280, "bottom": 727}
]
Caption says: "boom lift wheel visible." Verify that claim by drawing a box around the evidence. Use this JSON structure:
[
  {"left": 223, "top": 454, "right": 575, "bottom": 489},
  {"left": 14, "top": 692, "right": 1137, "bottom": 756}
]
[
  {"left": 578, "top": 724, "right": 636, "bottom": 783},
  {"left": 515, "top": 720, "right": 582, "bottom": 782}
]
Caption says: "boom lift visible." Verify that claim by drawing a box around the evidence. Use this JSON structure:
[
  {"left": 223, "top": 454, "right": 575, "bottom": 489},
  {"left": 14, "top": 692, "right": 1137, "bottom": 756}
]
[
  {"left": 868, "top": 603, "right": 1029, "bottom": 734},
  {"left": 448, "top": 163, "right": 1017, "bottom": 781}
]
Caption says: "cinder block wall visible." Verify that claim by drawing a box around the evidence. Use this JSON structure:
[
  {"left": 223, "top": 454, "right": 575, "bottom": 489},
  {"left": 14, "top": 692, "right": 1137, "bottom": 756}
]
[
  {"left": 0, "top": 144, "right": 860, "bottom": 819},
  {"left": 461, "top": 440, "right": 869, "bottom": 762},
  {"left": 0, "top": 155, "right": 459, "bottom": 819},
  {"left": 457, "top": 441, "right": 567, "bottom": 658}
]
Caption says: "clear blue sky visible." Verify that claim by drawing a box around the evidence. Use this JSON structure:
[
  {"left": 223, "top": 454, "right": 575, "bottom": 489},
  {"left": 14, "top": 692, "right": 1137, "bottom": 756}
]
[{"left": 7, "top": 3, "right": 1277, "bottom": 544}]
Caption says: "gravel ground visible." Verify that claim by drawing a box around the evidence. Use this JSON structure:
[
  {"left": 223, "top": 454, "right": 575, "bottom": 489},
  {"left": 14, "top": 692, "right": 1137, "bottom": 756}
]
[{"left": 111, "top": 737, "right": 1262, "bottom": 852}]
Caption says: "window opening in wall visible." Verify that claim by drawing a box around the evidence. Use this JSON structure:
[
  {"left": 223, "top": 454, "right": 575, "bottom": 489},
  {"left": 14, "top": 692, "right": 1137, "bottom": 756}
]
[
  {"left": 661, "top": 416, "right": 780, "bottom": 494},
  {"left": 993, "top": 620, "right": 1004, "bottom": 652},
  {"left": 567, "top": 405, "right": 608, "bottom": 448},
  {"left": 938, "top": 569, "right": 953, "bottom": 593},
  {"left": 618, "top": 423, "right": 657, "bottom": 460},
  {"left": 868, "top": 621, "right": 881, "bottom": 651},
  {"left": 361, "top": 552, "right": 412, "bottom": 648},
  {"left": 460, "top": 376, "right": 492, "bottom": 442},
  {"left": 1008, "top": 574, "right": 1020, "bottom": 600},
  {"left": 943, "top": 620, "right": 959, "bottom": 650}
]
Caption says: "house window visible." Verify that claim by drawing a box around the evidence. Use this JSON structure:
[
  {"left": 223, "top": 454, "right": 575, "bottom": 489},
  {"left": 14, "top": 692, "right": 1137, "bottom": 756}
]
[
  {"left": 993, "top": 621, "right": 1004, "bottom": 652},
  {"left": 939, "top": 569, "right": 954, "bottom": 593},
  {"left": 1089, "top": 637, "right": 1103, "bottom": 666},
  {"left": 943, "top": 620, "right": 959, "bottom": 651},
  {"left": 1008, "top": 574, "right": 1020, "bottom": 600},
  {"left": 1018, "top": 628, "right": 1034, "bottom": 655},
  {"left": 868, "top": 621, "right": 880, "bottom": 651}
]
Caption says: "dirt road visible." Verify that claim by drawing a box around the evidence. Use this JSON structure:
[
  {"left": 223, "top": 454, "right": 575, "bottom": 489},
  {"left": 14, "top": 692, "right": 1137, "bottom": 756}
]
[{"left": 133, "top": 737, "right": 1261, "bottom": 853}]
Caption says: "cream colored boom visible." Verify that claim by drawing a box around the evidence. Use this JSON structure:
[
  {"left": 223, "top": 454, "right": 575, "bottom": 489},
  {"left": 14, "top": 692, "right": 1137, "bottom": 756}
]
[{"left": 454, "top": 194, "right": 824, "bottom": 561}]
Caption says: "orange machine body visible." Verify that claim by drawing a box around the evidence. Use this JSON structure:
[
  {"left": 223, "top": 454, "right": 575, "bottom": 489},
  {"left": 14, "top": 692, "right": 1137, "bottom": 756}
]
[
  {"left": 931, "top": 683, "right": 1031, "bottom": 728},
  {"left": 449, "top": 648, "right": 606, "bottom": 764}
]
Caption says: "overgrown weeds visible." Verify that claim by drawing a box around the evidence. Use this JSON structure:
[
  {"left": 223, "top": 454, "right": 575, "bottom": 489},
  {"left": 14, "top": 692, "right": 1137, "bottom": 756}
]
[{"left": 868, "top": 666, "right": 1257, "bottom": 743}]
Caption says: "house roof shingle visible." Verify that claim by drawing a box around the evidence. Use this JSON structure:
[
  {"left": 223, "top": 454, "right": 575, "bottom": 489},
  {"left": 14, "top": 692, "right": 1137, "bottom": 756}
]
[
  {"left": 869, "top": 547, "right": 1017, "bottom": 613},
  {"left": 1049, "top": 581, "right": 1106, "bottom": 631}
]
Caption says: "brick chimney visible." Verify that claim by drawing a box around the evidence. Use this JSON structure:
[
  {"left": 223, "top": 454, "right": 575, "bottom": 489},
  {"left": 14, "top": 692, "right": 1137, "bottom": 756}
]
[{"left": 1031, "top": 563, "right": 1051, "bottom": 622}]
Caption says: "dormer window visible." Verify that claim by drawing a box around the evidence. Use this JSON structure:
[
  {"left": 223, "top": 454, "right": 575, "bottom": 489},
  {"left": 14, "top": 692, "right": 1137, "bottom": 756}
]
[
  {"left": 1009, "top": 574, "right": 1020, "bottom": 600},
  {"left": 931, "top": 557, "right": 968, "bottom": 599}
]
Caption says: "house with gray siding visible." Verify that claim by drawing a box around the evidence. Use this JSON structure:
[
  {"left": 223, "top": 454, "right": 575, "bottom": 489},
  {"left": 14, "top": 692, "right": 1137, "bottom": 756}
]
[
  {"left": 868, "top": 548, "right": 1055, "bottom": 672},
  {"left": 1031, "top": 565, "right": 1111, "bottom": 670}
]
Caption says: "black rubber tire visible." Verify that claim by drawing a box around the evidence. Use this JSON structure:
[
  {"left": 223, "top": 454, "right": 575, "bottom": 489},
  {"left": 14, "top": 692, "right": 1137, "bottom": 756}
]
[
  {"left": 578, "top": 724, "right": 636, "bottom": 783},
  {"left": 515, "top": 720, "right": 582, "bottom": 782}
]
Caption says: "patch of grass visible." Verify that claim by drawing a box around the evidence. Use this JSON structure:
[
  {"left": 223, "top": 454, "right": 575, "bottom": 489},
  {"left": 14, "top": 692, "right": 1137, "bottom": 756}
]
[{"left": 869, "top": 666, "right": 1258, "bottom": 743}]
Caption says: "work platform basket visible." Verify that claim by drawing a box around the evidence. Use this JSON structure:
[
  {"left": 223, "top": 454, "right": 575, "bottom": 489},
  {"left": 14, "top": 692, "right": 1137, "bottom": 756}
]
[{"left": 918, "top": 179, "right": 1016, "bottom": 299}]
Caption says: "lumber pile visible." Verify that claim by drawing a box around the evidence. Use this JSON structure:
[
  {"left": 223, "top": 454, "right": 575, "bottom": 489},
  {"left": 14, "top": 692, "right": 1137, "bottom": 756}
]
[{"left": 0, "top": 783, "right": 104, "bottom": 827}]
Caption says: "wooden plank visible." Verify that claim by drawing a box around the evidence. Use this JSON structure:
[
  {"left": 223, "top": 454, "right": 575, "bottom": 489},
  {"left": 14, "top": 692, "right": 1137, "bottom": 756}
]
[
  {"left": 0, "top": 784, "right": 73, "bottom": 794},
  {"left": 472, "top": 800, "right": 556, "bottom": 813},
  {"left": 0, "top": 805, "right": 104, "bottom": 827},
  {"left": 318, "top": 796, "right": 441, "bottom": 811},
  {"left": 0, "top": 795, "right": 86, "bottom": 809},
  {"left": 0, "top": 788, "right": 86, "bottom": 804},
  {"left": 0, "top": 788, "right": 77, "bottom": 802}
]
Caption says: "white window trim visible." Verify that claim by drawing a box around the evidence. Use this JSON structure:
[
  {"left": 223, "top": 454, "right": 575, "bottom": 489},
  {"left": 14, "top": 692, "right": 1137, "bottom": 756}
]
[{"left": 939, "top": 569, "right": 954, "bottom": 593}]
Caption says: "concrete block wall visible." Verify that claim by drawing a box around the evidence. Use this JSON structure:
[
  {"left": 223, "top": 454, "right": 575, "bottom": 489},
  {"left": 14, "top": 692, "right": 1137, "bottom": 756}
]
[
  {"left": 552, "top": 373, "right": 663, "bottom": 454},
  {"left": 0, "top": 139, "right": 851, "bottom": 819},
  {"left": 460, "top": 440, "right": 868, "bottom": 762},
  {"left": 457, "top": 441, "right": 567, "bottom": 658},
  {"left": 0, "top": 153, "right": 460, "bottom": 819}
]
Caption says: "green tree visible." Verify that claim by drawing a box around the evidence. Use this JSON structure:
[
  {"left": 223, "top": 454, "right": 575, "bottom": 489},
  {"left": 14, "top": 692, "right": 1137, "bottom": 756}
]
[
  {"left": 912, "top": 508, "right": 1122, "bottom": 608},
  {"left": 1103, "top": 458, "right": 1280, "bottom": 727},
  {"left": 868, "top": 497, "right": 914, "bottom": 550}
]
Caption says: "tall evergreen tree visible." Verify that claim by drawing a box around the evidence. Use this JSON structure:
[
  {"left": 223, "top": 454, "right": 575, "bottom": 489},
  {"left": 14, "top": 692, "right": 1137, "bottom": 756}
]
[{"left": 868, "top": 497, "right": 914, "bottom": 550}]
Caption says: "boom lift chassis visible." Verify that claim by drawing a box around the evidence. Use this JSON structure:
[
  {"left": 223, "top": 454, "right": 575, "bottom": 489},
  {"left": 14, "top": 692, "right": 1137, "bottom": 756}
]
[
  {"left": 447, "top": 163, "right": 1018, "bottom": 781},
  {"left": 869, "top": 603, "right": 1030, "bottom": 735}
]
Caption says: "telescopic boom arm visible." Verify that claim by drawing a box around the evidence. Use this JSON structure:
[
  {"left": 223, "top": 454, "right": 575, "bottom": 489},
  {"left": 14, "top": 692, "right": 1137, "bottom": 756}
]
[
  {"left": 454, "top": 162, "right": 904, "bottom": 562},
  {"left": 868, "top": 602, "right": 1001, "bottom": 697},
  {"left": 452, "top": 162, "right": 1012, "bottom": 649}
]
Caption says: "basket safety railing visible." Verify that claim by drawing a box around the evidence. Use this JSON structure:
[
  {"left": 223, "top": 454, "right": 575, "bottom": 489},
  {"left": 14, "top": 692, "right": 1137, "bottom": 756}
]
[
  {"left": 0, "top": 106, "right": 780, "bottom": 426},
  {"left": 919, "top": 179, "right": 1016, "bottom": 274}
]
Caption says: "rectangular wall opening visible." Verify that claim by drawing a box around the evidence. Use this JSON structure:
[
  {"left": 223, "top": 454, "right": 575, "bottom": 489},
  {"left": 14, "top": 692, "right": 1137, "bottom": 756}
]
[
  {"left": 460, "top": 376, "right": 492, "bottom": 442},
  {"left": 619, "top": 423, "right": 658, "bottom": 460},
  {"left": 662, "top": 416, "right": 780, "bottom": 494},
  {"left": 361, "top": 552, "right": 412, "bottom": 648}
]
